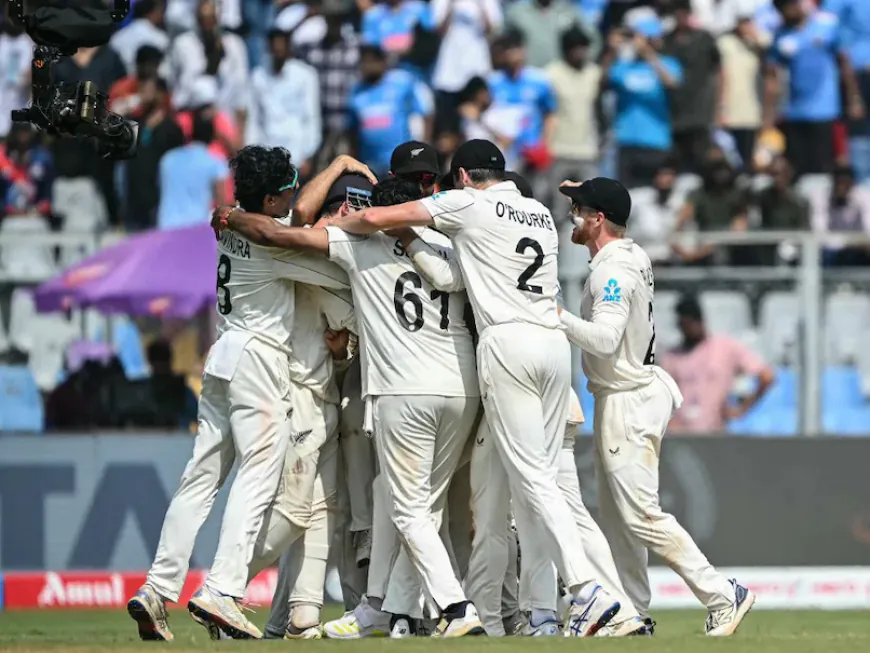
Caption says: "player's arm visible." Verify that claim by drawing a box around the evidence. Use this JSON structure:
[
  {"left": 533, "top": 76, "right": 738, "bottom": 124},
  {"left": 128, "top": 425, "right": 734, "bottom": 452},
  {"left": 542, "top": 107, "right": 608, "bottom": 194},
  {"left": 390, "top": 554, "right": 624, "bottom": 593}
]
[
  {"left": 394, "top": 229, "right": 466, "bottom": 292},
  {"left": 293, "top": 155, "right": 378, "bottom": 226},
  {"left": 221, "top": 208, "right": 331, "bottom": 253},
  {"left": 559, "top": 266, "right": 633, "bottom": 358},
  {"left": 330, "top": 201, "right": 435, "bottom": 235}
]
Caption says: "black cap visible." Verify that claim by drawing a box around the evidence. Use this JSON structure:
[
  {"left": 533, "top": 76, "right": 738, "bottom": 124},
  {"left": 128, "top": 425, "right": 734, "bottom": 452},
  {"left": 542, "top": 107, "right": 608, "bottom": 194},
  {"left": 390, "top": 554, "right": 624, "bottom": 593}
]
[
  {"left": 504, "top": 171, "right": 534, "bottom": 198},
  {"left": 323, "top": 174, "right": 375, "bottom": 211},
  {"left": 450, "top": 139, "right": 506, "bottom": 174},
  {"left": 559, "top": 177, "right": 632, "bottom": 226},
  {"left": 390, "top": 141, "right": 440, "bottom": 176}
]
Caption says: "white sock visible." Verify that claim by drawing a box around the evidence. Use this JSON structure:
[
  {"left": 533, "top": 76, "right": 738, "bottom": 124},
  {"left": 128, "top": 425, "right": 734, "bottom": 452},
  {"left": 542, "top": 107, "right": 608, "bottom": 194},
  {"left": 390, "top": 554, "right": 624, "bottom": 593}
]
[
  {"left": 290, "top": 603, "right": 321, "bottom": 630},
  {"left": 570, "top": 582, "right": 597, "bottom": 604},
  {"left": 530, "top": 608, "right": 558, "bottom": 626}
]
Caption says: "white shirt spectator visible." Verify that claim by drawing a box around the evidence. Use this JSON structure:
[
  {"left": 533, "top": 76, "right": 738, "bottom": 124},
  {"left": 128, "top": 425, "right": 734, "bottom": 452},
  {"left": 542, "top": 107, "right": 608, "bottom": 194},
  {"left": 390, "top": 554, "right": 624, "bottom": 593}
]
[
  {"left": 0, "top": 33, "right": 32, "bottom": 138},
  {"left": 691, "top": 0, "right": 767, "bottom": 35},
  {"left": 275, "top": 4, "right": 328, "bottom": 48},
  {"left": 247, "top": 58, "right": 322, "bottom": 164},
  {"left": 166, "top": 30, "right": 249, "bottom": 113},
  {"left": 166, "top": 0, "right": 241, "bottom": 32},
  {"left": 109, "top": 18, "right": 170, "bottom": 73},
  {"left": 431, "top": 0, "right": 502, "bottom": 93},
  {"left": 807, "top": 184, "right": 870, "bottom": 235},
  {"left": 628, "top": 186, "right": 682, "bottom": 265}
]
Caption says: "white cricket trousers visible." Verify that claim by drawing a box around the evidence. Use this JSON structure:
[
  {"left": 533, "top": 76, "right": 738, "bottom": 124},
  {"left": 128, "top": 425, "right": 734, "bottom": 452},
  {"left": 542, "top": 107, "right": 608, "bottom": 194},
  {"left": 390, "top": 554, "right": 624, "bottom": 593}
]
[
  {"left": 476, "top": 326, "right": 597, "bottom": 595},
  {"left": 595, "top": 374, "right": 735, "bottom": 616},
  {"left": 372, "top": 394, "right": 478, "bottom": 614},
  {"left": 147, "top": 339, "right": 291, "bottom": 601}
]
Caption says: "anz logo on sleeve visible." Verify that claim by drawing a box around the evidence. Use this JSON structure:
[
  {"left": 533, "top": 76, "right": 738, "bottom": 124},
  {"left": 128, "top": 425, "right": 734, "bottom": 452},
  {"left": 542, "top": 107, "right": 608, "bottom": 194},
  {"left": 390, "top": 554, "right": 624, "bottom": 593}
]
[{"left": 602, "top": 278, "right": 622, "bottom": 303}]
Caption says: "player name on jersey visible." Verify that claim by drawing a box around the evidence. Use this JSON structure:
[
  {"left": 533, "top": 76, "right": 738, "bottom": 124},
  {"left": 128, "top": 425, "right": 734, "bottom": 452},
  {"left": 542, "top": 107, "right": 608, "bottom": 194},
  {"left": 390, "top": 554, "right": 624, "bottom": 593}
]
[
  {"left": 495, "top": 201, "right": 555, "bottom": 232},
  {"left": 220, "top": 230, "right": 251, "bottom": 259}
]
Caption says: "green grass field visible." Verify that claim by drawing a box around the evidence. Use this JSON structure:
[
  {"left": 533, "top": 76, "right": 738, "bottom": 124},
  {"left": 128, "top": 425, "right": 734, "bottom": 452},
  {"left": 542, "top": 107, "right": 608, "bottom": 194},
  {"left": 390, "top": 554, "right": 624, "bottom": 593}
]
[{"left": 0, "top": 608, "right": 869, "bottom": 653}]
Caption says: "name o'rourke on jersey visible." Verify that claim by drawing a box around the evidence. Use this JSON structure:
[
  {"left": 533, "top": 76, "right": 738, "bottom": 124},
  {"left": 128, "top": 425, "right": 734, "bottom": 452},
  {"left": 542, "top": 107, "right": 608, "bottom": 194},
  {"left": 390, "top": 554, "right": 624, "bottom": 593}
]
[{"left": 495, "top": 200, "right": 555, "bottom": 231}]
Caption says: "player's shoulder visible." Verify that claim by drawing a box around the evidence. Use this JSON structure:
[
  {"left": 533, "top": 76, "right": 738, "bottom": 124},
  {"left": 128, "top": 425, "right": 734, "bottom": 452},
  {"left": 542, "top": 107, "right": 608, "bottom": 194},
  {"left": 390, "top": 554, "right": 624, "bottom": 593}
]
[{"left": 416, "top": 225, "right": 452, "bottom": 249}]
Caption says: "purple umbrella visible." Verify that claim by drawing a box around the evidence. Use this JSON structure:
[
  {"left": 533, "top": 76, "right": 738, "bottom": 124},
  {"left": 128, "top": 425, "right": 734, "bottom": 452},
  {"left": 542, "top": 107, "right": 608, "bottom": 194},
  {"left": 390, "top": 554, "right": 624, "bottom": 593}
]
[{"left": 35, "top": 224, "right": 217, "bottom": 318}]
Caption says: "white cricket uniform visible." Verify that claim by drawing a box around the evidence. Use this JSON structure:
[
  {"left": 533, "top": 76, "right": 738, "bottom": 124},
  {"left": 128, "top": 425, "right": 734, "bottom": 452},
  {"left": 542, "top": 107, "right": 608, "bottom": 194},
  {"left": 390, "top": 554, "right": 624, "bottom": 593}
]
[
  {"left": 560, "top": 238, "right": 735, "bottom": 616},
  {"left": 417, "top": 182, "right": 602, "bottom": 627},
  {"left": 325, "top": 225, "right": 479, "bottom": 615},
  {"left": 147, "top": 219, "right": 350, "bottom": 602}
]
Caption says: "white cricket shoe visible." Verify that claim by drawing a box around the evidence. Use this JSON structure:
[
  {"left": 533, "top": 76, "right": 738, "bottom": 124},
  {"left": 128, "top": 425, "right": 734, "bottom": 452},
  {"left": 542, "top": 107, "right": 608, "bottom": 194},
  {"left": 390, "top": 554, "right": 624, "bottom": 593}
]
[
  {"left": 520, "top": 619, "right": 560, "bottom": 636},
  {"left": 390, "top": 616, "right": 415, "bottom": 638},
  {"left": 187, "top": 586, "right": 262, "bottom": 639},
  {"left": 706, "top": 580, "right": 756, "bottom": 637},
  {"left": 127, "top": 584, "right": 173, "bottom": 641},
  {"left": 596, "top": 615, "right": 647, "bottom": 637},
  {"left": 565, "top": 585, "right": 620, "bottom": 637},
  {"left": 285, "top": 623, "right": 324, "bottom": 639},
  {"left": 433, "top": 602, "right": 486, "bottom": 638},
  {"left": 323, "top": 598, "right": 389, "bottom": 639}
]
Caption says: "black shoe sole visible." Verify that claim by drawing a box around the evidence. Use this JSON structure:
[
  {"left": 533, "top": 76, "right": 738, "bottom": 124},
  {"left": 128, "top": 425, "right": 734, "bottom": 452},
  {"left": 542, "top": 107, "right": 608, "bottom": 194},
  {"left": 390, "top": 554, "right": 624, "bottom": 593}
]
[{"left": 127, "top": 599, "right": 169, "bottom": 641}]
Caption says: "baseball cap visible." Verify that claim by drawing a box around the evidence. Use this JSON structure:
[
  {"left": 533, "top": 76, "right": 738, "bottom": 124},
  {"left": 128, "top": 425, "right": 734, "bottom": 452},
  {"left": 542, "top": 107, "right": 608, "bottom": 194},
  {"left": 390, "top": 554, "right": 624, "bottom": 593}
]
[
  {"left": 450, "top": 139, "right": 506, "bottom": 174},
  {"left": 503, "top": 171, "right": 534, "bottom": 198},
  {"left": 323, "top": 174, "right": 375, "bottom": 213},
  {"left": 390, "top": 141, "right": 440, "bottom": 176},
  {"left": 559, "top": 177, "right": 632, "bottom": 226}
]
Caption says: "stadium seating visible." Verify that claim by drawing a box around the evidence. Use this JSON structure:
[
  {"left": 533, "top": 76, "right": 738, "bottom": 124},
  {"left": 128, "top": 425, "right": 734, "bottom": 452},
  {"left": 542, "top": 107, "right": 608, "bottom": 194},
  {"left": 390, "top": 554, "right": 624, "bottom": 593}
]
[
  {"left": 0, "top": 365, "right": 44, "bottom": 432},
  {"left": 0, "top": 302, "right": 7, "bottom": 355},
  {"left": 824, "top": 292, "right": 870, "bottom": 364},
  {"left": 0, "top": 215, "right": 58, "bottom": 282},
  {"left": 653, "top": 290, "right": 681, "bottom": 352},
  {"left": 796, "top": 174, "right": 833, "bottom": 201},
  {"left": 699, "top": 291, "right": 753, "bottom": 342},
  {"left": 758, "top": 291, "right": 800, "bottom": 365}
]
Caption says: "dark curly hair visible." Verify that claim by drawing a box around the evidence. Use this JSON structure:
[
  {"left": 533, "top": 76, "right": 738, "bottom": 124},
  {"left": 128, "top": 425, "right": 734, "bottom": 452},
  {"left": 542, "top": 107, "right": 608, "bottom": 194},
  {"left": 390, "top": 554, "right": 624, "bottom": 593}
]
[
  {"left": 230, "top": 145, "right": 297, "bottom": 212},
  {"left": 372, "top": 176, "right": 423, "bottom": 207}
]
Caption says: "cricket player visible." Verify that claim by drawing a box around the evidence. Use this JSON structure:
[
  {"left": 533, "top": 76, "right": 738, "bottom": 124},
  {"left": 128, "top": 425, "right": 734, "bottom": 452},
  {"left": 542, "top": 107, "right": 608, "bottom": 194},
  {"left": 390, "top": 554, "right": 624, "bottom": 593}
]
[
  {"left": 557, "top": 177, "right": 755, "bottom": 636},
  {"left": 327, "top": 139, "right": 622, "bottom": 637},
  {"left": 126, "top": 148, "right": 373, "bottom": 641},
  {"left": 215, "top": 175, "right": 484, "bottom": 637}
]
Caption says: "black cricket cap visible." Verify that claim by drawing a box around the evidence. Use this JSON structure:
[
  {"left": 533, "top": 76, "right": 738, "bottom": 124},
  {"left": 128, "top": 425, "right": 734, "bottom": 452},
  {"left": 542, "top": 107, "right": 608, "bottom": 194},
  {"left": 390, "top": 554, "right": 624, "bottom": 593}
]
[
  {"left": 450, "top": 139, "right": 506, "bottom": 174},
  {"left": 559, "top": 177, "right": 632, "bottom": 226},
  {"left": 504, "top": 171, "right": 534, "bottom": 198},
  {"left": 323, "top": 174, "right": 375, "bottom": 212},
  {"left": 390, "top": 141, "right": 440, "bottom": 176}
]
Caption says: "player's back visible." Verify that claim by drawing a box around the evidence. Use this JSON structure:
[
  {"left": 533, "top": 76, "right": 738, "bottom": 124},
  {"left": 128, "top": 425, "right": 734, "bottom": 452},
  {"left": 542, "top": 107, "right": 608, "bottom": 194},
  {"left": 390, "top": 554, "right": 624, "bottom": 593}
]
[
  {"left": 326, "top": 225, "right": 478, "bottom": 399},
  {"left": 420, "top": 183, "right": 562, "bottom": 333},
  {"left": 581, "top": 239, "right": 658, "bottom": 394}
]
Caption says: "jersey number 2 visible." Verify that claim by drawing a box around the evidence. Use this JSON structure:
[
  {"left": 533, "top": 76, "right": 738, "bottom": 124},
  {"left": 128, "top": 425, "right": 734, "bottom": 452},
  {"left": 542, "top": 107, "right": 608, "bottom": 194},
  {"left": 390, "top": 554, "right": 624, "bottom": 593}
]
[
  {"left": 515, "top": 238, "right": 544, "bottom": 294},
  {"left": 217, "top": 254, "right": 232, "bottom": 315},
  {"left": 394, "top": 271, "right": 449, "bottom": 332},
  {"left": 644, "top": 301, "right": 656, "bottom": 365}
]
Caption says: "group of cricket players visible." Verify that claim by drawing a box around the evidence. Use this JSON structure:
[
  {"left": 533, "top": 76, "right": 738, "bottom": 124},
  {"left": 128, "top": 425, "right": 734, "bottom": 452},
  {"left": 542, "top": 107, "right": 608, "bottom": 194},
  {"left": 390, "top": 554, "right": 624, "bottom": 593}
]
[{"left": 125, "top": 137, "right": 755, "bottom": 642}]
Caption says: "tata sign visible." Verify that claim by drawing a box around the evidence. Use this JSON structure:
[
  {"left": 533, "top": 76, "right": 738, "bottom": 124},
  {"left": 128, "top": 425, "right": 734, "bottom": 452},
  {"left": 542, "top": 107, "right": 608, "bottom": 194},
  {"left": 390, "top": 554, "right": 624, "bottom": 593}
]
[{"left": 1, "top": 435, "right": 870, "bottom": 571}]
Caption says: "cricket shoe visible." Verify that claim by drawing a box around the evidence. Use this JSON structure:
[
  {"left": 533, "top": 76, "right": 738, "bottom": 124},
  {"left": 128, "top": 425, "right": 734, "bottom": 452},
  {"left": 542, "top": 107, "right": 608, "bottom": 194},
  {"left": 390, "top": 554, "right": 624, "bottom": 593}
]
[
  {"left": 595, "top": 615, "right": 647, "bottom": 637},
  {"left": 190, "top": 610, "right": 227, "bottom": 640},
  {"left": 637, "top": 618, "right": 656, "bottom": 635},
  {"left": 323, "top": 597, "right": 389, "bottom": 639},
  {"left": 187, "top": 586, "right": 262, "bottom": 639},
  {"left": 127, "top": 584, "right": 174, "bottom": 641},
  {"left": 285, "top": 623, "right": 324, "bottom": 639},
  {"left": 353, "top": 529, "right": 372, "bottom": 568},
  {"left": 565, "top": 585, "right": 620, "bottom": 637},
  {"left": 390, "top": 614, "right": 417, "bottom": 638},
  {"left": 433, "top": 601, "right": 486, "bottom": 637},
  {"left": 520, "top": 618, "right": 561, "bottom": 636},
  {"left": 705, "top": 579, "right": 756, "bottom": 637},
  {"left": 503, "top": 611, "right": 527, "bottom": 636}
]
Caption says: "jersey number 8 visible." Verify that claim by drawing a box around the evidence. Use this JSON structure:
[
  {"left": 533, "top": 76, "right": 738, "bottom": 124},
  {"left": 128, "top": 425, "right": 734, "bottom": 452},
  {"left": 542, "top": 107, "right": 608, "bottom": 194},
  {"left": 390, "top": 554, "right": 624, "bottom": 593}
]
[
  {"left": 217, "top": 254, "right": 232, "bottom": 315},
  {"left": 394, "top": 271, "right": 449, "bottom": 332}
]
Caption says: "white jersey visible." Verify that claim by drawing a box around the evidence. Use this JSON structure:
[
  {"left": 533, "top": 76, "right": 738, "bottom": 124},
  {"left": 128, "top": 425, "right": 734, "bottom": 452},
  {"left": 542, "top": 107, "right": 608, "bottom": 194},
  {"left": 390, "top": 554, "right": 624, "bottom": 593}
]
[
  {"left": 205, "top": 218, "right": 349, "bottom": 381},
  {"left": 577, "top": 238, "right": 658, "bottom": 394},
  {"left": 419, "top": 182, "right": 562, "bottom": 333},
  {"left": 287, "top": 284, "right": 355, "bottom": 405},
  {"left": 325, "top": 226, "right": 478, "bottom": 399}
]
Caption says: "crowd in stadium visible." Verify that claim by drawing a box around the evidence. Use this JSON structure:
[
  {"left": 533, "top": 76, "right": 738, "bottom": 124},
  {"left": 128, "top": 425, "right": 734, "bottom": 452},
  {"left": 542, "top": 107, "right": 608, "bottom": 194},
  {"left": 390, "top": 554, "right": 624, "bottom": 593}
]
[{"left": 1, "top": 0, "right": 870, "bottom": 434}]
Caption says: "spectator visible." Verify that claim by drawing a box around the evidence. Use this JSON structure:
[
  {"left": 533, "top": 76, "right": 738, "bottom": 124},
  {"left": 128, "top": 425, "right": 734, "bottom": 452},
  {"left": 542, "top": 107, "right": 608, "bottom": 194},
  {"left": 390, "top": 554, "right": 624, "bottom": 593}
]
[
  {"left": 807, "top": 163, "right": 870, "bottom": 264},
  {"left": 717, "top": 15, "right": 767, "bottom": 167},
  {"left": 504, "top": 0, "right": 600, "bottom": 69},
  {"left": 688, "top": 0, "right": 770, "bottom": 35},
  {"left": 661, "top": 294, "right": 775, "bottom": 435},
  {"left": 248, "top": 29, "right": 321, "bottom": 181},
  {"left": 52, "top": 45, "right": 127, "bottom": 226},
  {"left": 109, "top": 0, "right": 170, "bottom": 74},
  {"left": 45, "top": 345, "right": 119, "bottom": 431},
  {"left": 0, "top": 123, "right": 52, "bottom": 219},
  {"left": 109, "top": 45, "right": 166, "bottom": 118},
  {"left": 825, "top": 0, "right": 870, "bottom": 182},
  {"left": 487, "top": 31, "right": 557, "bottom": 185},
  {"left": 361, "top": 0, "right": 434, "bottom": 58},
  {"left": 758, "top": 155, "right": 811, "bottom": 230},
  {"left": 0, "top": 14, "right": 32, "bottom": 140},
  {"left": 348, "top": 45, "right": 434, "bottom": 177},
  {"left": 458, "top": 76, "right": 524, "bottom": 170},
  {"left": 601, "top": 13, "right": 682, "bottom": 188},
  {"left": 674, "top": 158, "right": 748, "bottom": 263},
  {"left": 628, "top": 157, "right": 682, "bottom": 264},
  {"left": 124, "top": 77, "right": 184, "bottom": 232},
  {"left": 165, "top": 0, "right": 249, "bottom": 133},
  {"left": 157, "top": 111, "right": 229, "bottom": 230},
  {"left": 430, "top": 0, "right": 502, "bottom": 134},
  {"left": 298, "top": 2, "right": 360, "bottom": 165},
  {"left": 663, "top": 0, "right": 723, "bottom": 173},
  {"left": 545, "top": 26, "right": 601, "bottom": 212},
  {"left": 764, "top": 0, "right": 864, "bottom": 177}
]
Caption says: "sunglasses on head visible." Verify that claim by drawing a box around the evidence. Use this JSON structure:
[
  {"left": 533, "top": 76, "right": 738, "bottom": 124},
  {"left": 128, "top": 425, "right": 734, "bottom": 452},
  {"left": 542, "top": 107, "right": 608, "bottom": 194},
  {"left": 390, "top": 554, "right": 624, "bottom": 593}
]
[{"left": 278, "top": 168, "right": 300, "bottom": 193}]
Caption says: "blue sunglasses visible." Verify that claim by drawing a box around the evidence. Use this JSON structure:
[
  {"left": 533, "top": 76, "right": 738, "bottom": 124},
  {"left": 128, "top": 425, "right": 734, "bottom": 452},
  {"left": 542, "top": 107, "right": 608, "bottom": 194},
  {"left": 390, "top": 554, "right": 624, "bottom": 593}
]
[{"left": 278, "top": 168, "right": 299, "bottom": 193}]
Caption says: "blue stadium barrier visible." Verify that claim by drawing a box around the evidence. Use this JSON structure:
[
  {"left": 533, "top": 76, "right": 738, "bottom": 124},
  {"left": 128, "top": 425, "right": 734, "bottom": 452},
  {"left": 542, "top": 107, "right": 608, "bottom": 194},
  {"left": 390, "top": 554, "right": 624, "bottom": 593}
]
[
  {"left": 822, "top": 366, "right": 864, "bottom": 409},
  {"left": 0, "top": 366, "right": 44, "bottom": 432},
  {"left": 823, "top": 407, "right": 870, "bottom": 436}
]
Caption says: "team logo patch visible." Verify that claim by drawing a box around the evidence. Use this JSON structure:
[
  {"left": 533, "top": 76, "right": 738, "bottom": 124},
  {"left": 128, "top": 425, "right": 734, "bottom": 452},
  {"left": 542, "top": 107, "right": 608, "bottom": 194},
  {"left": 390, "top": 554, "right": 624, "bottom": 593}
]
[
  {"left": 431, "top": 191, "right": 448, "bottom": 200},
  {"left": 602, "top": 278, "right": 622, "bottom": 303}
]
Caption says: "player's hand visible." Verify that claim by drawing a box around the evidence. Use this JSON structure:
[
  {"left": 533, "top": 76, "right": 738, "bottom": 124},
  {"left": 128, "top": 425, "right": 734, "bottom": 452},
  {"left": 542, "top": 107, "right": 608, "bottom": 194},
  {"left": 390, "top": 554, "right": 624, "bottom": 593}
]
[
  {"left": 211, "top": 205, "right": 236, "bottom": 239},
  {"left": 634, "top": 34, "right": 654, "bottom": 59},
  {"left": 336, "top": 155, "right": 379, "bottom": 185},
  {"left": 723, "top": 401, "right": 749, "bottom": 422},
  {"left": 560, "top": 179, "right": 583, "bottom": 189},
  {"left": 849, "top": 95, "right": 866, "bottom": 122},
  {"left": 324, "top": 328, "right": 351, "bottom": 360},
  {"left": 384, "top": 226, "right": 416, "bottom": 240}
]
